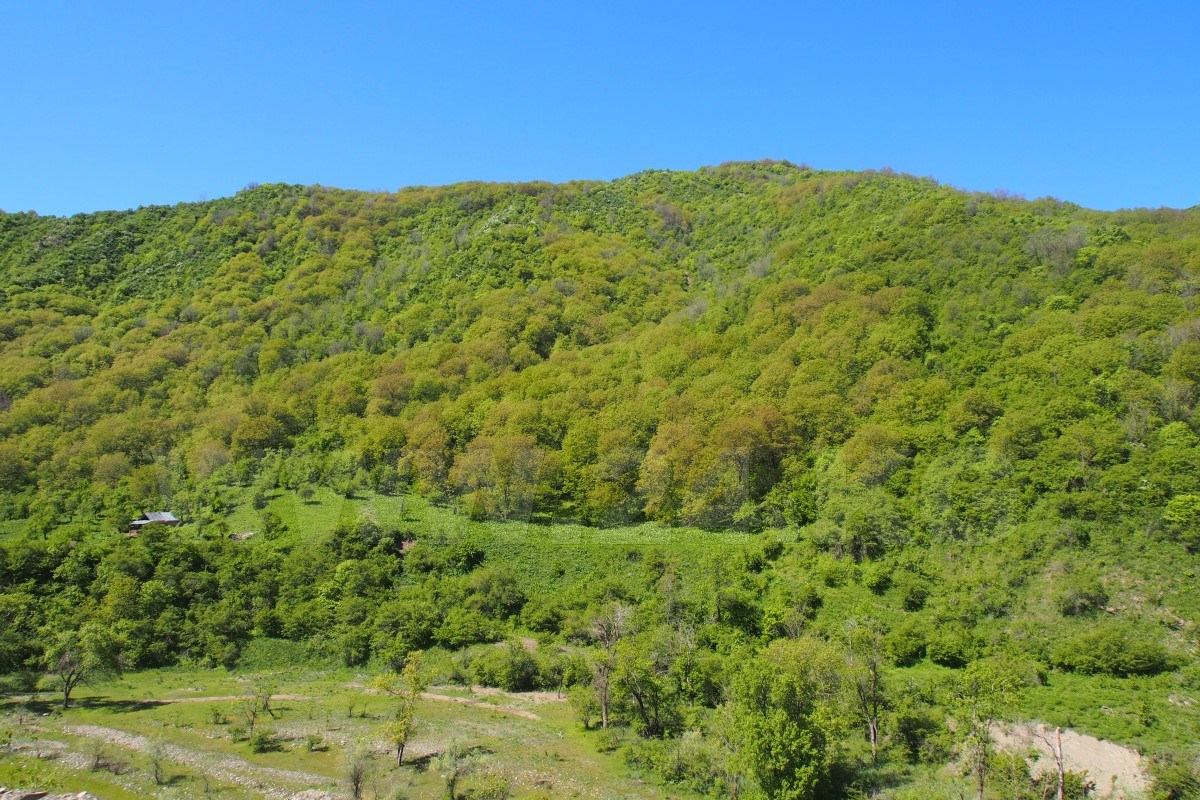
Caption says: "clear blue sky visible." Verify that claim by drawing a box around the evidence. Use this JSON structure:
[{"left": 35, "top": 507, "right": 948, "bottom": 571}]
[{"left": 3, "top": 1, "right": 1198, "bottom": 216}]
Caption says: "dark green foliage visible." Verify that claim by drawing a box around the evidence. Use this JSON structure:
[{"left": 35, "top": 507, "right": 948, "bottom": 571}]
[
  {"left": 926, "top": 625, "right": 974, "bottom": 668},
  {"left": 1051, "top": 568, "right": 1108, "bottom": 617},
  {"left": 892, "top": 700, "right": 951, "bottom": 764},
  {"left": 1051, "top": 623, "right": 1172, "bottom": 677},
  {"left": 249, "top": 729, "right": 282, "bottom": 753}
]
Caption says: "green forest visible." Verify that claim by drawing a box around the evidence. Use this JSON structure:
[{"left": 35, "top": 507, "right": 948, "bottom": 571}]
[{"left": 2, "top": 161, "right": 1200, "bottom": 798}]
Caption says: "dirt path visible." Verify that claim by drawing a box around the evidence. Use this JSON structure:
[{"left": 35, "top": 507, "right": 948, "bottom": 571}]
[
  {"left": 992, "top": 722, "right": 1147, "bottom": 798},
  {"left": 64, "top": 723, "right": 335, "bottom": 800},
  {"left": 465, "top": 686, "right": 566, "bottom": 704},
  {"left": 419, "top": 692, "right": 542, "bottom": 720},
  {"left": 140, "top": 693, "right": 310, "bottom": 704}
]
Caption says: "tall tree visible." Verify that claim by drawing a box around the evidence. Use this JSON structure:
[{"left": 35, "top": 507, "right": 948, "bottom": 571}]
[
  {"left": 951, "top": 660, "right": 1022, "bottom": 800},
  {"left": 42, "top": 621, "right": 125, "bottom": 709}
]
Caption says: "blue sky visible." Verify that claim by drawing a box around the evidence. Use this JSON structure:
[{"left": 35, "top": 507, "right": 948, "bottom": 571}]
[{"left": 3, "top": 1, "right": 1197, "bottom": 216}]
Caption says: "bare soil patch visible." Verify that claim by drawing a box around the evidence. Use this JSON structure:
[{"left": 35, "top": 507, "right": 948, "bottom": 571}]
[{"left": 992, "top": 722, "right": 1147, "bottom": 798}]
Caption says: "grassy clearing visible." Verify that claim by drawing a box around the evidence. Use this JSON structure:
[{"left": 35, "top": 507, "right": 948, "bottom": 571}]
[
  {"left": 224, "top": 487, "right": 768, "bottom": 594},
  {"left": 1, "top": 664, "right": 692, "bottom": 800}
]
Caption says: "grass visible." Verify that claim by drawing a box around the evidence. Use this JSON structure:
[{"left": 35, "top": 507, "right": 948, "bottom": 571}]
[
  {"left": 1020, "top": 670, "right": 1200, "bottom": 752},
  {"left": 2, "top": 663, "right": 696, "bottom": 799},
  {"left": 221, "top": 487, "right": 771, "bottom": 596}
]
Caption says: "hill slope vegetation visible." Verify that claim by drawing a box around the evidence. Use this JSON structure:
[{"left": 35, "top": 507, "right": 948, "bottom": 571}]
[{"left": 2, "top": 161, "right": 1200, "bottom": 797}]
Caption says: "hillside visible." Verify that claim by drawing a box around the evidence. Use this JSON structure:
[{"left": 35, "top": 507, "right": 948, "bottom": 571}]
[{"left": 2, "top": 161, "right": 1200, "bottom": 798}]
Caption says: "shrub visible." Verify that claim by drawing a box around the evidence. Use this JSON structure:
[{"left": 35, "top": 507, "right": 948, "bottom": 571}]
[
  {"left": 884, "top": 616, "right": 926, "bottom": 666},
  {"left": 469, "top": 640, "right": 538, "bottom": 692},
  {"left": 462, "top": 772, "right": 511, "bottom": 799},
  {"left": 926, "top": 625, "right": 973, "bottom": 667},
  {"left": 1148, "top": 752, "right": 1200, "bottom": 800},
  {"left": 569, "top": 685, "right": 599, "bottom": 730},
  {"left": 520, "top": 594, "right": 564, "bottom": 633},
  {"left": 250, "top": 729, "right": 283, "bottom": 753},
  {"left": 1052, "top": 570, "right": 1108, "bottom": 616},
  {"left": 1033, "top": 769, "right": 1097, "bottom": 800},
  {"left": 435, "top": 607, "right": 494, "bottom": 649},
  {"left": 861, "top": 561, "right": 892, "bottom": 594},
  {"left": 1052, "top": 623, "right": 1171, "bottom": 676},
  {"left": 893, "top": 703, "right": 951, "bottom": 764},
  {"left": 893, "top": 571, "right": 930, "bottom": 611}
]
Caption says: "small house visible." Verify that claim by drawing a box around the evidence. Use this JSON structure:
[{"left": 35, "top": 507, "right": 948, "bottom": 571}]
[{"left": 128, "top": 511, "right": 180, "bottom": 534}]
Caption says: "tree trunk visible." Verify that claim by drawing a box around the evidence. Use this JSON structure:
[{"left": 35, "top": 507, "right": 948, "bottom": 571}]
[{"left": 1055, "top": 727, "right": 1064, "bottom": 800}]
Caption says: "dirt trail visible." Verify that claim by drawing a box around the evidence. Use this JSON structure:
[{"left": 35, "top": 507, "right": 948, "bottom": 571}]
[
  {"left": 466, "top": 686, "right": 566, "bottom": 704},
  {"left": 138, "top": 693, "right": 309, "bottom": 704},
  {"left": 419, "top": 691, "right": 541, "bottom": 720},
  {"left": 64, "top": 724, "right": 335, "bottom": 800},
  {"left": 992, "top": 722, "right": 1147, "bottom": 798}
]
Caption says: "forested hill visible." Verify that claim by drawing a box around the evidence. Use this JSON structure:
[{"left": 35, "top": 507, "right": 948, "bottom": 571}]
[
  {"left": 2, "top": 161, "right": 1198, "bottom": 538},
  {"left": 6, "top": 161, "right": 1200, "bottom": 795}
]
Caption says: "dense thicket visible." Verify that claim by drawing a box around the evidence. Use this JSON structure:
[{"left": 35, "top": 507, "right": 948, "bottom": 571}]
[
  {"left": 2, "top": 161, "right": 1200, "bottom": 795},
  {"left": 3, "top": 162, "right": 1198, "bottom": 532}
]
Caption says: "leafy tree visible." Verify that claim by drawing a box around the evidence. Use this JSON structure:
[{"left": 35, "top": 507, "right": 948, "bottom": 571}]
[
  {"left": 589, "top": 602, "right": 632, "bottom": 729},
  {"left": 728, "top": 650, "right": 838, "bottom": 800},
  {"left": 42, "top": 621, "right": 125, "bottom": 708},
  {"left": 950, "top": 659, "right": 1022, "bottom": 800},
  {"left": 373, "top": 654, "right": 428, "bottom": 766},
  {"left": 842, "top": 618, "right": 886, "bottom": 762}
]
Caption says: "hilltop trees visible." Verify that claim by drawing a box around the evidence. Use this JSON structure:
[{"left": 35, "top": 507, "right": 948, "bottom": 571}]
[{"left": 0, "top": 164, "right": 1194, "bottom": 537}]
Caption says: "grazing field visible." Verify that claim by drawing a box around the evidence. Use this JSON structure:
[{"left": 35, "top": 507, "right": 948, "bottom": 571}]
[{"left": 1, "top": 665, "right": 692, "bottom": 800}]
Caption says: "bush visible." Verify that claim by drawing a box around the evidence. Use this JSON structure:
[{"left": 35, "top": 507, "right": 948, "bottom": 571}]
[
  {"left": 569, "top": 685, "right": 599, "bottom": 730},
  {"left": 861, "top": 561, "right": 892, "bottom": 594},
  {"left": 893, "top": 571, "right": 930, "bottom": 611},
  {"left": 461, "top": 772, "right": 511, "bottom": 799},
  {"left": 469, "top": 640, "right": 538, "bottom": 692},
  {"left": 1032, "top": 770, "right": 1096, "bottom": 800},
  {"left": 884, "top": 617, "right": 926, "bottom": 666},
  {"left": 1148, "top": 752, "right": 1200, "bottom": 800},
  {"left": 435, "top": 607, "right": 494, "bottom": 649},
  {"left": 250, "top": 729, "right": 283, "bottom": 753},
  {"left": 520, "top": 594, "right": 564, "bottom": 633},
  {"left": 1052, "top": 623, "right": 1171, "bottom": 676},
  {"left": 1052, "top": 570, "right": 1108, "bottom": 616},
  {"left": 926, "top": 625, "right": 973, "bottom": 667},
  {"left": 623, "top": 729, "right": 729, "bottom": 796},
  {"left": 894, "top": 705, "right": 951, "bottom": 764}
]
